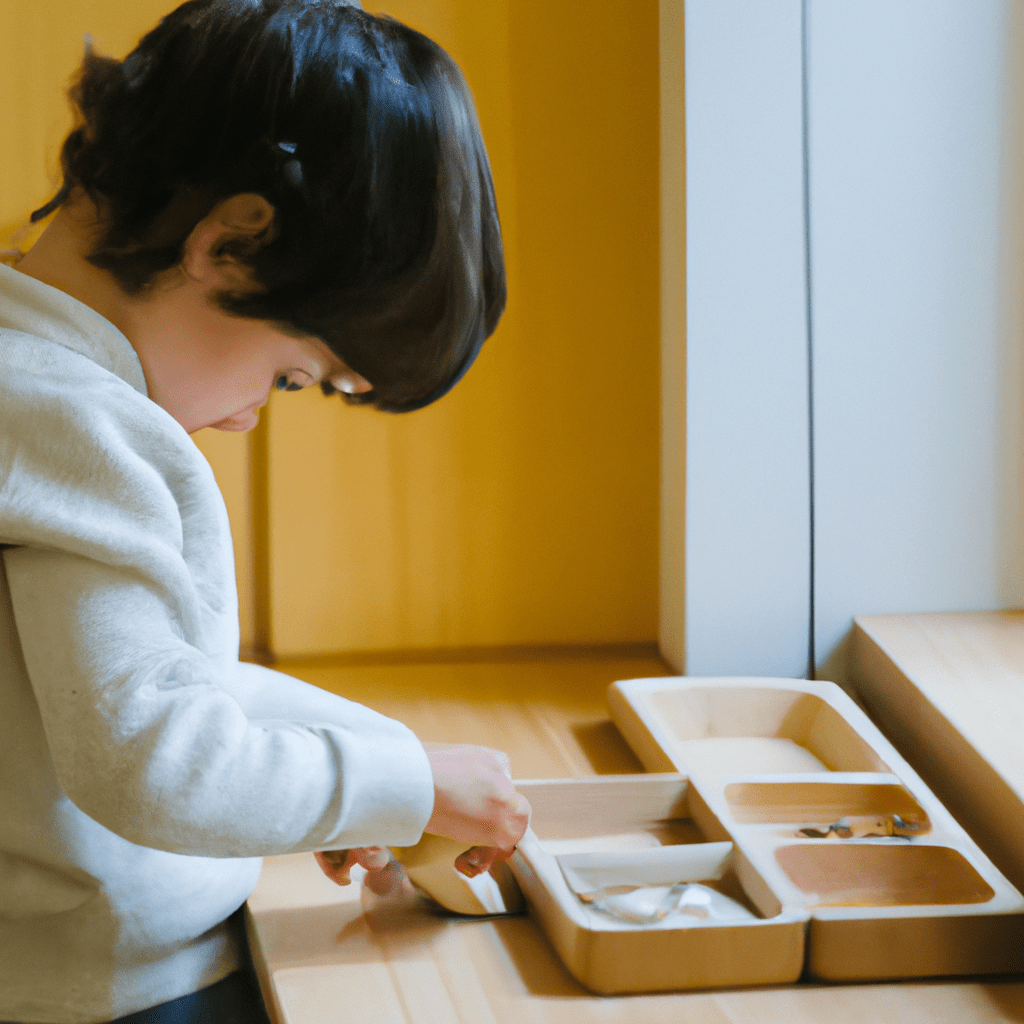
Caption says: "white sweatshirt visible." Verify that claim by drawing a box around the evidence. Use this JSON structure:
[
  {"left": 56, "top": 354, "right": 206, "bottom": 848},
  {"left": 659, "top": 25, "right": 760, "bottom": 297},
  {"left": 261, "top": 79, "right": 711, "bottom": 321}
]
[{"left": 0, "top": 262, "right": 435, "bottom": 1023}]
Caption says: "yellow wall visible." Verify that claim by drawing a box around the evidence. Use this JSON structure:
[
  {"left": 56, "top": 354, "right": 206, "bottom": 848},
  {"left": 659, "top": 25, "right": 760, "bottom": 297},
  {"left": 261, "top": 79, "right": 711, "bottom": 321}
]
[
  {"left": 265, "top": 0, "right": 661, "bottom": 655},
  {"left": 2, "top": 0, "right": 661, "bottom": 661},
  {"left": 1, "top": 1, "right": 169, "bottom": 243}
]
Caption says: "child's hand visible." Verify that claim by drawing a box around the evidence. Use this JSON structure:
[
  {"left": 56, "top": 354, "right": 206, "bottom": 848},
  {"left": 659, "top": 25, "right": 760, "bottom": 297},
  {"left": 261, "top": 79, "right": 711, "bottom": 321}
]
[
  {"left": 314, "top": 846, "right": 391, "bottom": 886},
  {"left": 313, "top": 744, "right": 531, "bottom": 889},
  {"left": 423, "top": 743, "right": 531, "bottom": 866}
]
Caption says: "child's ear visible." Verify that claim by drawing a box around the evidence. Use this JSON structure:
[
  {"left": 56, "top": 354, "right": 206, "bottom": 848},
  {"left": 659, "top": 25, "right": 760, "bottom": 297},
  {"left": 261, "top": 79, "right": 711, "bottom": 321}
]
[{"left": 180, "top": 193, "right": 276, "bottom": 287}]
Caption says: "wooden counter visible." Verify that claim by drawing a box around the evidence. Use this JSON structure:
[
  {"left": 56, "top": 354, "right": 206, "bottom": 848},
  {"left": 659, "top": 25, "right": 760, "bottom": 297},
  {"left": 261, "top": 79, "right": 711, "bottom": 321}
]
[{"left": 246, "top": 645, "right": 1024, "bottom": 1023}]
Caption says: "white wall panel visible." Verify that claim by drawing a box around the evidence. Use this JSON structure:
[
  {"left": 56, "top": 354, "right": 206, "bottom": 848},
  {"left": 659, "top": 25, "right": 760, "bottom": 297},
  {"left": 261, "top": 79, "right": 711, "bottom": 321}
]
[
  {"left": 670, "top": 0, "right": 1024, "bottom": 681},
  {"left": 808, "top": 0, "right": 1024, "bottom": 674},
  {"left": 682, "top": 0, "right": 812, "bottom": 676}
]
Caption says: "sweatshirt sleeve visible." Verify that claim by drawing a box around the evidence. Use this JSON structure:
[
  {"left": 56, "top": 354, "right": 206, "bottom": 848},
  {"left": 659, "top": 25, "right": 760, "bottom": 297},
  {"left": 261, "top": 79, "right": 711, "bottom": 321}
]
[{"left": 0, "top": 352, "right": 434, "bottom": 858}]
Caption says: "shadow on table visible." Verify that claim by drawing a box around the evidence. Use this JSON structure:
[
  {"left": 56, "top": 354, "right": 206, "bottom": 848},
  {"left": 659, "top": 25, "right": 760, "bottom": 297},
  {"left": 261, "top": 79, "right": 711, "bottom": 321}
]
[
  {"left": 492, "top": 914, "right": 590, "bottom": 997},
  {"left": 980, "top": 979, "right": 1024, "bottom": 1022},
  {"left": 570, "top": 719, "right": 645, "bottom": 775}
]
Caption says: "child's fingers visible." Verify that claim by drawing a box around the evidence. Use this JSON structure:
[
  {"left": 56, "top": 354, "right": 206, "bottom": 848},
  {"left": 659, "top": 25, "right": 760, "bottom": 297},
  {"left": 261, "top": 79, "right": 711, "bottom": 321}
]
[
  {"left": 314, "top": 849, "right": 354, "bottom": 885},
  {"left": 361, "top": 858, "right": 407, "bottom": 897},
  {"left": 351, "top": 846, "right": 392, "bottom": 871},
  {"left": 480, "top": 792, "right": 530, "bottom": 857},
  {"left": 315, "top": 846, "right": 394, "bottom": 887},
  {"left": 454, "top": 845, "right": 498, "bottom": 877}
]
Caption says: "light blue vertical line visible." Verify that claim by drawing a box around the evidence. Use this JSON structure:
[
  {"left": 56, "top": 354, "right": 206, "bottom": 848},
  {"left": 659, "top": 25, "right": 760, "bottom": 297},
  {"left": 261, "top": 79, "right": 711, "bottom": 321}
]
[{"left": 801, "top": 0, "right": 817, "bottom": 680}]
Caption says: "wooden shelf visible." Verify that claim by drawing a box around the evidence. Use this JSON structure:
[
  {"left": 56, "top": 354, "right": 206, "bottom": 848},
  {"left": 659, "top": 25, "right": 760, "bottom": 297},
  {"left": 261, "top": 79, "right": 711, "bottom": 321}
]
[{"left": 851, "top": 611, "right": 1024, "bottom": 897}]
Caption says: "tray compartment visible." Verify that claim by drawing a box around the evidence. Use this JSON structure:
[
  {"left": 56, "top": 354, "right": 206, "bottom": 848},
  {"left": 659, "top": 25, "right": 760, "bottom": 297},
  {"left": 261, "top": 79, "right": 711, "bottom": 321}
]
[
  {"left": 526, "top": 774, "right": 704, "bottom": 855},
  {"left": 776, "top": 842, "right": 995, "bottom": 907},
  {"left": 556, "top": 842, "right": 762, "bottom": 928},
  {"left": 724, "top": 779, "right": 929, "bottom": 830},
  {"left": 646, "top": 685, "right": 888, "bottom": 777},
  {"left": 510, "top": 775, "right": 806, "bottom": 994}
]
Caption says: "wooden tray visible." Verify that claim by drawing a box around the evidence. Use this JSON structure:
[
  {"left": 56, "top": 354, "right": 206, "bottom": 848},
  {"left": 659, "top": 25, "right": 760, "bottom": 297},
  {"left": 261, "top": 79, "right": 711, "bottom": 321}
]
[{"left": 509, "top": 677, "right": 1024, "bottom": 993}]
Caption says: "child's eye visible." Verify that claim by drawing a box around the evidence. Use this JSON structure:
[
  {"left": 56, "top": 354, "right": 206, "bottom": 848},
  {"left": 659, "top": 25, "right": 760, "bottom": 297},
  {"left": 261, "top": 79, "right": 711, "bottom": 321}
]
[{"left": 275, "top": 375, "right": 304, "bottom": 392}]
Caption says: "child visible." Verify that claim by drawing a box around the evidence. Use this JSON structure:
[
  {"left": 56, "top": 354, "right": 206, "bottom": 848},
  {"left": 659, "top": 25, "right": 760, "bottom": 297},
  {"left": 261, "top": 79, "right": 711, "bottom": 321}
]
[{"left": 0, "top": 2, "right": 529, "bottom": 1021}]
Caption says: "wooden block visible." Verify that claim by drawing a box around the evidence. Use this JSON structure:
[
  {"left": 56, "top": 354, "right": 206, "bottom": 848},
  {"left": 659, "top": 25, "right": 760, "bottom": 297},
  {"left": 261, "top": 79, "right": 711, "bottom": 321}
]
[{"left": 392, "top": 834, "right": 525, "bottom": 916}]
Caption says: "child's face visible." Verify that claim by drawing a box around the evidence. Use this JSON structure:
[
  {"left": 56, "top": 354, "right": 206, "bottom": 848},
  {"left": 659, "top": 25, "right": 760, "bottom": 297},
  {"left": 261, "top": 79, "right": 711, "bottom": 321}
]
[
  {"left": 125, "top": 268, "right": 370, "bottom": 434},
  {"left": 176, "top": 325, "right": 353, "bottom": 434}
]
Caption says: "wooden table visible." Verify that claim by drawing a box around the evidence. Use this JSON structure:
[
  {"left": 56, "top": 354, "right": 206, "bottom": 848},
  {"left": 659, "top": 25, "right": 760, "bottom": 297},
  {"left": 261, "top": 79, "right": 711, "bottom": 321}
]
[{"left": 246, "top": 644, "right": 1024, "bottom": 1023}]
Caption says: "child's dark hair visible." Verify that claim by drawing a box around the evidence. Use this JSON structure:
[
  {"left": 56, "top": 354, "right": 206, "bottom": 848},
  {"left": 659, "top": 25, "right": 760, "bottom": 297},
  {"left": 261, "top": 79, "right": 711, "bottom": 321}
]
[{"left": 34, "top": 0, "right": 505, "bottom": 412}]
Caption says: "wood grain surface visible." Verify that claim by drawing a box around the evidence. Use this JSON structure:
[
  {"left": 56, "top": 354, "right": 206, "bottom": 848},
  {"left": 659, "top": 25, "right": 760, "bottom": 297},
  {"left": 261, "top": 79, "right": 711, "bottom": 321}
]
[{"left": 246, "top": 648, "right": 1024, "bottom": 1022}]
